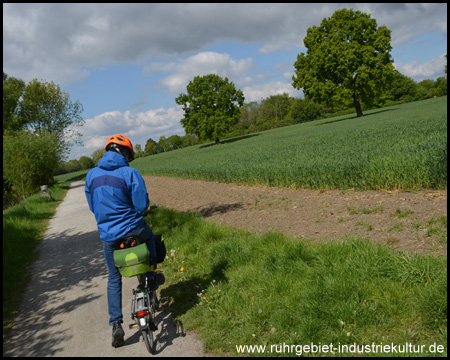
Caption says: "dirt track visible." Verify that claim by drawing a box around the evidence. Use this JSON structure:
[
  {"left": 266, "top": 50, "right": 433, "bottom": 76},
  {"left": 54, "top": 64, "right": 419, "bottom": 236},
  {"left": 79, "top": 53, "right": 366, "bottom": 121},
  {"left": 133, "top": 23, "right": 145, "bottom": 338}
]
[{"left": 145, "top": 175, "right": 447, "bottom": 257}]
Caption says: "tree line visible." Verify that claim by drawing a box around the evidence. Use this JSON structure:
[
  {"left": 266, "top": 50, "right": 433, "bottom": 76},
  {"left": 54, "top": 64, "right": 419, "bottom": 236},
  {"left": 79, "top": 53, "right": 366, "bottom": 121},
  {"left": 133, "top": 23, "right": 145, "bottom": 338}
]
[
  {"left": 230, "top": 69, "right": 447, "bottom": 137},
  {"left": 57, "top": 56, "right": 447, "bottom": 174}
]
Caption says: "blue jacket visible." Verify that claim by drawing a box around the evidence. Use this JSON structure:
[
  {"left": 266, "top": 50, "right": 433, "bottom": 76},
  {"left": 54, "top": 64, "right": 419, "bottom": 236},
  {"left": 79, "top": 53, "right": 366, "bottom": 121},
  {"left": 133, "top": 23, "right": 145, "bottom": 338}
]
[{"left": 85, "top": 151, "right": 150, "bottom": 242}]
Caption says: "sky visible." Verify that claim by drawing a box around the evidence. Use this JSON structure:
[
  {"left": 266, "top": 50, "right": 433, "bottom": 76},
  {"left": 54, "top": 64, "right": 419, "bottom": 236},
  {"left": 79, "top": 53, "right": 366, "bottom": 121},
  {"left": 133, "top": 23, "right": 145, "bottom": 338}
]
[{"left": 3, "top": 3, "right": 447, "bottom": 161}]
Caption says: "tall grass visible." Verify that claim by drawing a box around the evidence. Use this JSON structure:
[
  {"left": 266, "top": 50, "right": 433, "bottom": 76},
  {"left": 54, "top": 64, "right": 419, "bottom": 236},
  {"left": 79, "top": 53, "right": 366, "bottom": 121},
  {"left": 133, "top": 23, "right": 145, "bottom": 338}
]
[
  {"left": 3, "top": 183, "right": 71, "bottom": 339},
  {"left": 149, "top": 207, "right": 447, "bottom": 357},
  {"left": 133, "top": 97, "right": 447, "bottom": 191}
]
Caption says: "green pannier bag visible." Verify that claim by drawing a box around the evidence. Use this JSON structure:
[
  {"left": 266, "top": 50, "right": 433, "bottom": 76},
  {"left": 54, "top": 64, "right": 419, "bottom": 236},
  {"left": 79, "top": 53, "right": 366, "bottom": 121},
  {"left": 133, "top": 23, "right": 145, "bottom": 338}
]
[{"left": 113, "top": 243, "right": 151, "bottom": 277}]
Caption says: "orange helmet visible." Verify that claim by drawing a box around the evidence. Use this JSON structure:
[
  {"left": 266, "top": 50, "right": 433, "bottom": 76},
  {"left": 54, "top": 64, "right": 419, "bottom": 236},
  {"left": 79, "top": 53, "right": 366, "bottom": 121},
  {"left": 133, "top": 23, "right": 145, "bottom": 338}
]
[{"left": 105, "top": 134, "right": 134, "bottom": 162}]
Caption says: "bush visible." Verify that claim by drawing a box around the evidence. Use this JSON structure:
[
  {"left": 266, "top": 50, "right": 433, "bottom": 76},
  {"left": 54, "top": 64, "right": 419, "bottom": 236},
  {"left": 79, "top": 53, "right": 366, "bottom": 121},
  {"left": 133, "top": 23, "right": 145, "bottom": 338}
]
[
  {"left": 3, "top": 130, "right": 60, "bottom": 199},
  {"left": 289, "top": 98, "right": 323, "bottom": 123}
]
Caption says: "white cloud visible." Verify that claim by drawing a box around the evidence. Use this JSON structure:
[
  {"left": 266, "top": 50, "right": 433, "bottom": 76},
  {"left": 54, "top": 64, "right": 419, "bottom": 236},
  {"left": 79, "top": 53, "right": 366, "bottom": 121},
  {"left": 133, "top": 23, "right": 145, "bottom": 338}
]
[
  {"left": 242, "top": 81, "right": 302, "bottom": 103},
  {"left": 145, "top": 51, "right": 255, "bottom": 95},
  {"left": 283, "top": 72, "right": 294, "bottom": 81},
  {"left": 395, "top": 53, "right": 447, "bottom": 81},
  {"left": 4, "top": 3, "right": 446, "bottom": 86},
  {"left": 255, "top": 73, "right": 268, "bottom": 81},
  {"left": 79, "top": 106, "right": 184, "bottom": 156},
  {"left": 354, "top": 3, "right": 447, "bottom": 47},
  {"left": 146, "top": 51, "right": 303, "bottom": 103}
]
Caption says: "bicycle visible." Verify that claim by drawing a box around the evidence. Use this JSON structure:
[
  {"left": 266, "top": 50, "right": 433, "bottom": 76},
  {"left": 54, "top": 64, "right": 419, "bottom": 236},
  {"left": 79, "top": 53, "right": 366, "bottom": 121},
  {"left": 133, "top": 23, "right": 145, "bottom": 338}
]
[
  {"left": 130, "top": 260, "right": 161, "bottom": 354},
  {"left": 113, "top": 205, "right": 165, "bottom": 354}
]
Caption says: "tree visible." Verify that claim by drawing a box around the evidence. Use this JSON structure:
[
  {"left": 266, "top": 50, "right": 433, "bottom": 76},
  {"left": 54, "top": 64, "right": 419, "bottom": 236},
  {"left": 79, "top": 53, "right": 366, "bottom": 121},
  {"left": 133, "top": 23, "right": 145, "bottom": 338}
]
[
  {"left": 238, "top": 101, "right": 259, "bottom": 129},
  {"left": 79, "top": 156, "right": 94, "bottom": 170},
  {"left": 3, "top": 74, "right": 86, "bottom": 202},
  {"left": 257, "top": 93, "right": 292, "bottom": 128},
  {"left": 3, "top": 131, "right": 60, "bottom": 199},
  {"left": 417, "top": 78, "right": 447, "bottom": 99},
  {"left": 91, "top": 148, "right": 106, "bottom": 166},
  {"left": 134, "top": 144, "right": 146, "bottom": 158},
  {"left": 289, "top": 98, "right": 323, "bottom": 124},
  {"left": 158, "top": 135, "right": 170, "bottom": 152},
  {"left": 145, "top": 138, "right": 158, "bottom": 154},
  {"left": 181, "top": 134, "right": 199, "bottom": 148},
  {"left": 434, "top": 76, "right": 447, "bottom": 97},
  {"left": 3, "top": 72, "right": 26, "bottom": 134},
  {"left": 292, "top": 8, "right": 395, "bottom": 117},
  {"left": 388, "top": 70, "right": 420, "bottom": 102},
  {"left": 19, "top": 78, "right": 84, "bottom": 156},
  {"left": 66, "top": 159, "right": 82, "bottom": 173},
  {"left": 176, "top": 74, "right": 245, "bottom": 144},
  {"left": 168, "top": 134, "right": 183, "bottom": 149}
]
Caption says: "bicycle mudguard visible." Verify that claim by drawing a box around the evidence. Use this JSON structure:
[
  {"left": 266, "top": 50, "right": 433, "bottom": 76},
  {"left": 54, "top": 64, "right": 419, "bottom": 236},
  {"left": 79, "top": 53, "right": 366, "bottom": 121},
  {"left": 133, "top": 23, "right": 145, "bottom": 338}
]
[{"left": 113, "top": 243, "right": 151, "bottom": 277}]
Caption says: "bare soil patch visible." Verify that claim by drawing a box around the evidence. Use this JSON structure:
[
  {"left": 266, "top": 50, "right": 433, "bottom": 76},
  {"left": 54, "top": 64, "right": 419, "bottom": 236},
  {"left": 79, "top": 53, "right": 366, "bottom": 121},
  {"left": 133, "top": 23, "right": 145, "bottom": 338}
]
[{"left": 144, "top": 176, "right": 447, "bottom": 256}]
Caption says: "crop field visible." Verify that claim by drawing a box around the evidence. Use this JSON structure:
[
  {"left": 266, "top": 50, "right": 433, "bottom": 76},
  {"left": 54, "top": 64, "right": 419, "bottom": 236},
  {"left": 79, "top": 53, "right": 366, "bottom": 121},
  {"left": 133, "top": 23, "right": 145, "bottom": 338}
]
[{"left": 133, "top": 97, "right": 447, "bottom": 191}]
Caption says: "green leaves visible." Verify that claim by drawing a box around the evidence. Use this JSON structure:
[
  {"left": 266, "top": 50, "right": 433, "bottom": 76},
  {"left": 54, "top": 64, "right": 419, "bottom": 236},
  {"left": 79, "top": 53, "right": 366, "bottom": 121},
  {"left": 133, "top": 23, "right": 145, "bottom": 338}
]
[
  {"left": 292, "top": 8, "right": 395, "bottom": 117},
  {"left": 3, "top": 73, "right": 26, "bottom": 134},
  {"left": 176, "top": 74, "right": 244, "bottom": 143},
  {"left": 3, "top": 74, "right": 85, "bottom": 201},
  {"left": 3, "top": 75, "right": 85, "bottom": 153},
  {"left": 3, "top": 131, "right": 61, "bottom": 199},
  {"left": 19, "top": 79, "right": 84, "bottom": 148}
]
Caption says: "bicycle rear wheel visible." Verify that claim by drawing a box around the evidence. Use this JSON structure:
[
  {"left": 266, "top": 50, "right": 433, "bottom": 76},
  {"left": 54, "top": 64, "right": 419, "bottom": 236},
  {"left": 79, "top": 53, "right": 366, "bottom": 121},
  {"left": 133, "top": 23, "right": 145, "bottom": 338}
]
[{"left": 141, "top": 328, "right": 155, "bottom": 354}]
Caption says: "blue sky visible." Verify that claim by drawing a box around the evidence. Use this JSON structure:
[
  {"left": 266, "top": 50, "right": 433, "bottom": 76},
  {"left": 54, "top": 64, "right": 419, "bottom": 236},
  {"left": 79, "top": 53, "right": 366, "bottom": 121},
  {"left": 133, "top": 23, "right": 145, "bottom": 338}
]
[{"left": 3, "top": 3, "right": 447, "bottom": 161}]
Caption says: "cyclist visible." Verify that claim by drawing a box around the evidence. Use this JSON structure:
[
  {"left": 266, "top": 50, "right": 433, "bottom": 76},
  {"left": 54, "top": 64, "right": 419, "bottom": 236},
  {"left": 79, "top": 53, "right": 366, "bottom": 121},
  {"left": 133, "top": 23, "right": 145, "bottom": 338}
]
[{"left": 85, "top": 134, "right": 164, "bottom": 348}]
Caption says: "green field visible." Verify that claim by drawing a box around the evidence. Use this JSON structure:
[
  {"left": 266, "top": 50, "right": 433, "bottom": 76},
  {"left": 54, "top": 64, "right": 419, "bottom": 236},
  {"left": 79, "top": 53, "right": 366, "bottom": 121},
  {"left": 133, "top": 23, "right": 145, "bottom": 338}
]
[{"left": 132, "top": 96, "right": 447, "bottom": 191}]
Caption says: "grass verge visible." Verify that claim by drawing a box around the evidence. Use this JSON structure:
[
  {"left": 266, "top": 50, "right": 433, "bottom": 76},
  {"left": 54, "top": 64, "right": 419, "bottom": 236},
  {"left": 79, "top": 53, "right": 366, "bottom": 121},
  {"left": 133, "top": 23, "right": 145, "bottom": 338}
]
[
  {"left": 148, "top": 207, "right": 447, "bottom": 357},
  {"left": 3, "top": 183, "right": 71, "bottom": 341}
]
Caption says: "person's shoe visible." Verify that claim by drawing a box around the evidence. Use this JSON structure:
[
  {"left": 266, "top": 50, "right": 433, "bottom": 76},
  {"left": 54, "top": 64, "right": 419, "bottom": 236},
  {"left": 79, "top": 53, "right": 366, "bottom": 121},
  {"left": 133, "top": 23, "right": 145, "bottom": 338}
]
[
  {"left": 112, "top": 321, "right": 125, "bottom": 348},
  {"left": 147, "top": 271, "right": 165, "bottom": 291},
  {"left": 156, "top": 272, "right": 165, "bottom": 286},
  {"left": 146, "top": 272, "right": 158, "bottom": 291}
]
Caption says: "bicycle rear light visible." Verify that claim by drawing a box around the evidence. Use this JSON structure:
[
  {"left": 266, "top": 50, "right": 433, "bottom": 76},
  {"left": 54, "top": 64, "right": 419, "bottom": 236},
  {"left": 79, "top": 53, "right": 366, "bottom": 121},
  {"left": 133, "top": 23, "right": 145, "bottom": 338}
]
[{"left": 135, "top": 310, "right": 149, "bottom": 318}]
